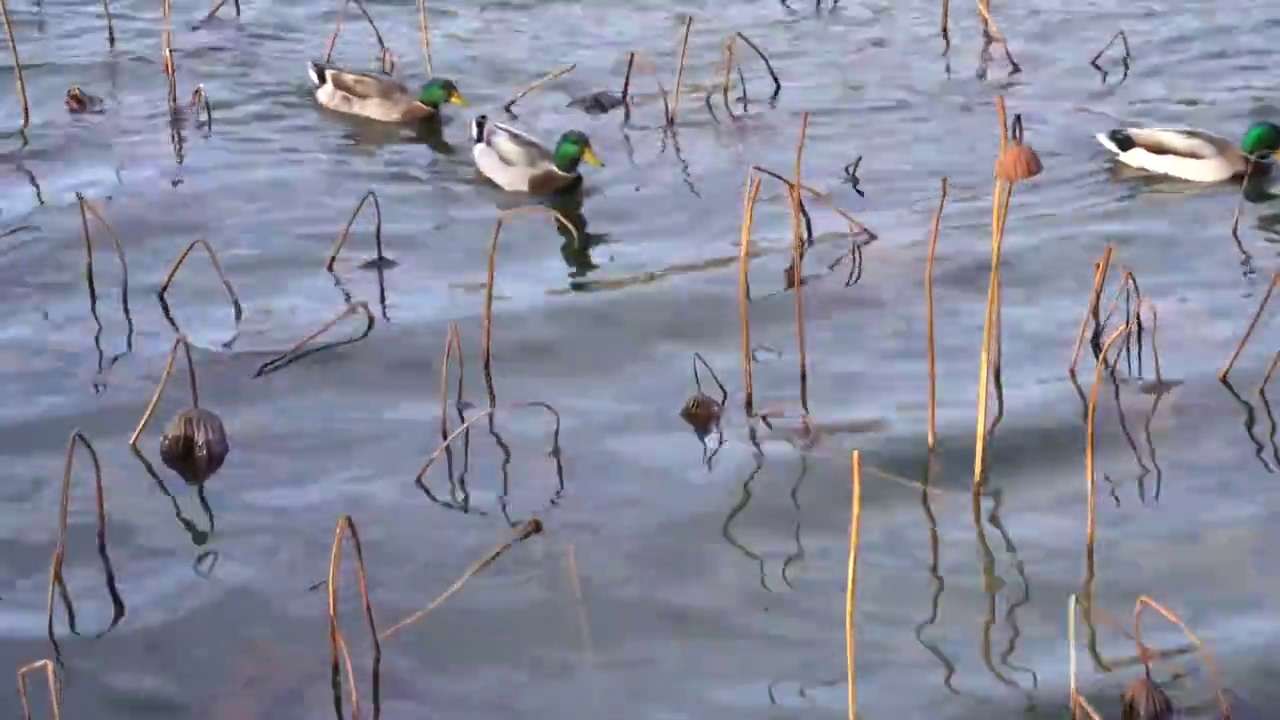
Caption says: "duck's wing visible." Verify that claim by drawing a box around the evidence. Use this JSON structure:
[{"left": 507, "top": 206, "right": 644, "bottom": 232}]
[
  {"left": 316, "top": 64, "right": 412, "bottom": 101},
  {"left": 1097, "top": 127, "right": 1241, "bottom": 182},
  {"left": 1121, "top": 128, "right": 1234, "bottom": 160},
  {"left": 483, "top": 121, "right": 554, "bottom": 167}
]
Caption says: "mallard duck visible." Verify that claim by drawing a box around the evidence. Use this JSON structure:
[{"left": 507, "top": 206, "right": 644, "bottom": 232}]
[
  {"left": 469, "top": 114, "right": 603, "bottom": 194},
  {"left": 306, "top": 62, "right": 467, "bottom": 123},
  {"left": 1095, "top": 122, "right": 1280, "bottom": 182}
]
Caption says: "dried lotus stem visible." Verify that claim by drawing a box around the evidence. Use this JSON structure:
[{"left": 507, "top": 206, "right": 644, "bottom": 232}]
[
  {"left": 1, "top": 0, "right": 30, "bottom": 130},
  {"left": 129, "top": 336, "right": 200, "bottom": 447},
  {"left": 502, "top": 64, "right": 577, "bottom": 115},
  {"left": 327, "top": 515, "right": 382, "bottom": 720},
  {"left": 1220, "top": 270, "right": 1280, "bottom": 382},
  {"left": 254, "top": 302, "right": 375, "bottom": 377},
  {"left": 17, "top": 659, "right": 61, "bottom": 720},
  {"left": 325, "top": 190, "right": 388, "bottom": 271},
  {"left": 159, "top": 238, "right": 244, "bottom": 330}
]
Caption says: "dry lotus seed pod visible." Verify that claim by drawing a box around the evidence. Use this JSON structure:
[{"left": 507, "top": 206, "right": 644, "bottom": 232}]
[
  {"left": 160, "top": 407, "right": 230, "bottom": 485},
  {"left": 1120, "top": 676, "right": 1174, "bottom": 720},
  {"left": 65, "top": 86, "right": 104, "bottom": 114},
  {"left": 680, "top": 393, "right": 722, "bottom": 440},
  {"left": 995, "top": 144, "right": 1043, "bottom": 183}
]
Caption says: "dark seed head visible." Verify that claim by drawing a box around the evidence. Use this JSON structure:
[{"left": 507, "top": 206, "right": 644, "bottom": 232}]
[
  {"left": 159, "top": 407, "right": 230, "bottom": 485},
  {"left": 1121, "top": 676, "right": 1174, "bottom": 720},
  {"left": 680, "top": 393, "right": 722, "bottom": 440}
]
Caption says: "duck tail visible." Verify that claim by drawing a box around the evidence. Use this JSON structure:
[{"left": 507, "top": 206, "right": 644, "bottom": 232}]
[
  {"left": 306, "top": 61, "right": 326, "bottom": 88},
  {"left": 1097, "top": 129, "right": 1137, "bottom": 154},
  {"left": 469, "top": 114, "right": 488, "bottom": 144}
]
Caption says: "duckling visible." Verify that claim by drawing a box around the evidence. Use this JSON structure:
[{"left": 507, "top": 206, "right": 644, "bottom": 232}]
[
  {"left": 306, "top": 62, "right": 467, "bottom": 123},
  {"left": 469, "top": 114, "right": 603, "bottom": 194}
]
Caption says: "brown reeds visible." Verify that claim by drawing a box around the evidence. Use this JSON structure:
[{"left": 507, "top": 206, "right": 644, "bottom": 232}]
[
  {"left": 706, "top": 35, "right": 738, "bottom": 121},
  {"left": 327, "top": 515, "right": 382, "bottom": 720},
  {"left": 940, "top": 0, "right": 950, "bottom": 53},
  {"left": 415, "top": 0, "right": 432, "bottom": 75},
  {"left": 326, "top": 191, "right": 392, "bottom": 271},
  {"left": 17, "top": 659, "right": 61, "bottom": 720},
  {"left": 1, "top": 0, "right": 30, "bottom": 130},
  {"left": 502, "top": 64, "right": 577, "bottom": 115},
  {"left": 925, "top": 178, "right": 948, "bottom": 450},
  {"left": 1219, "top": 270, "right": 1279, "bottom": 382},
  {"left": 974, "top": 98, "right": 1009, "bottom": 486},
  {"left": 322, "top": 0, "right": 393, "bottom": 71},
  {"left": 158, "top": 238, "right": 244, "bottom": 331},
  {"left": 379, "top": 518, "right": 543, "bottom": 641},
  {"left": 1132, "top": 595, "right": 1229, "bottom": 719},
  {"left": 667, "top": 16, "right": 694, "bottom": 125},
  {"left": 788, "top": 112, "right": 811, "bottom": 415},
  {"left": 1069, "top": 246, "right": 1116, "bottom": 373},
  {"left": 975, "top": 0, "right": 1021, "bottom": 74},
  {"left": 254, "top": 302, "right": 376, "bottom": 377},
  {"left": 439, "top": 323, "right": 463, "bottom": 443},
  {"left": 481, "top": 207, "right": 579, "bottom": 406},
  {"left": 846, "top": 450, "right": 863, "bottom": 720},
  {"left": 739, "top": 173, "right": 764, "bottom": 417},
  {"left": 47, "top": 430, "right": 126, "bottom": 656}
]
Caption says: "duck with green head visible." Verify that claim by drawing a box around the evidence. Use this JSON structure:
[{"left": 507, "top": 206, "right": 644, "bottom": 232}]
[
  {"left": 469, "top": 114, "right": 603, "bottom": 194},
  {"left": 307, "top": 62, "right": 468, "bottom": 123},
  {"left": 1095, "top": 121, "right": 1280, "bottom": 182}
]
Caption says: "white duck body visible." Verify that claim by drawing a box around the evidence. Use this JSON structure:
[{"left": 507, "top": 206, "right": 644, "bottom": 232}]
[
  {"left": 469, "top": 116, "right": 582, "bottom": 194},
  {"left": 1094, "top": 127, "right": 1249, "bottom": 183},
  {"left": 306, "top": 62, "right": 434, "bottom": 123}
]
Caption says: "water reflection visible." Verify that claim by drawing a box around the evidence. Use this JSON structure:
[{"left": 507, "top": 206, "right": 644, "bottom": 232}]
[
  {"left": 914, "top": 457, "right": 959, "bottom": 694},
  {"left": 721, "top": 431, "right": 770, "bottom": 592},
  {"left": 131, "top": 445, "right": 216, "bottom": 547},
  {"left": 1219, "top": 378, "right": 1275, "bottom": 474}
]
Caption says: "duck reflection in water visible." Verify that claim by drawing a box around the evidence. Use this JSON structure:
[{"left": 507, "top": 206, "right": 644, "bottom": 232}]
[{"left": 549, "top": 189, "right": 610, "bottom": 281}]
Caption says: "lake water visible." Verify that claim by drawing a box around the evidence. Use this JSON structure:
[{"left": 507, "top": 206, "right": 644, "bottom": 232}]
[{"left": 2, "top": 0, "right": 1280, "bottom": 717}]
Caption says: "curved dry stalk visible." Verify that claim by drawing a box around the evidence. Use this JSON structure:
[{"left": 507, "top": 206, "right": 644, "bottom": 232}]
[
  {"left": 323, "top": 0, "right": 391, "bottom": 65},
  {"left": 739, "top": 173, "right": 764, "bottom": 418},
  {"left": 1069, "top": 246, "right": 1115, "bottom": 373},
  {"left": 1137, "top": 299, "right": 1163, "bottom": 384},
  {"left": 1, "top": 0, "right": 29, "bottom": 130},
  {"left": 502, "top": 64, "right": 577, "bottom": 115},
  {"left": 973, "top": 184, "right": 1009, "bottom": 485},
  {"left": 47, "top": 431, "right": 126, "bottom": 655},
  {"left": 129, "top": 336, "right": 200, "bottom": 447},
  {"left": 734, "top": 32, "right": 781, "bottom": 101},
  {"left": 846, "top": 450, "right": 863, "bottom": 720},
  {"left": 159, "top": 238, "right": 244, "bottom": 329},
  {"left": 78, "top": 195, "right": 131, "bottom": 284},
  {"left": 925, "top": 178, "right": 948, "bottom": 451},
  {"left": 749, "top": 165, "right": 877, "bottom": 241},
  {"left": 17, "top": 659, "right": 61, "bottom": 720},
  {"left": 325, "top": 191, "right": 387, "bottom": 271},
  {"left": 254, "top": 302, "right": 375, "bottom": 377},
  {"left": 413, "top": 401, "right": 562, "bottom": 484},
  {"left": 704, "top": 35, "right": 738, "bottom": 123},
  {"left": 379, "top": 518, "right": 543, "bottom": 641},
  {"left": 975, "top": 0, "right": 1021, "bottom": 73},
  {"left": 1085, "top": 324, "right": 1132, "bottom": 556},
  {"left": 1260, "top": 350, "right": 1280, "bottom": 395},
  {"left": 327, "top": 515, "right": 382, "bottom": 720},
  {"left": 415, "top": 0, "right": 431, "bottom": 74},
  {"left": 482, "top": 207, "right": 579, "bottom": 406},
  {"left": 1220, "top": 270, "right": 1280, "bottom": 382},
  {"left": 621, "top": 52, "right": 672, "bottom": 121},
  {"left": 667, "top": 16, "right": 694, "bottom": 125},
  {"left": 1132, "top": 595, "right": 1229, "bottom": 719},
  {"left": 1089, "top": 30, "right": 1130, "bottom": 70}
]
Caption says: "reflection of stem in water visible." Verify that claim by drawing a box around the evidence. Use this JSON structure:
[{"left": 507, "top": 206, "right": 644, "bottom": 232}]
[
  {"left": 987, "top": 489, "right": 1038, "bottom": 698},
  {"left": 47, "top": 432, "right": 127, "bottom": 666},
  {"left": 1257, "top": 376, "right": 1280, "bottom": 470},
  {"left": 778, "top": 454, "right": 807, "bottom": 589},
  {"left": 1141, "top": 392, "right": 1167, "bottom": 502},
  {"left": 77, "top": 194, "right": 135, "bottom": 392},
  {"left": 253, "top": 302, "right": 375, "bottom": 377},
  {"left": 1219, "top": 378, "right": 1274, "bottom": 474},
  {"left": 659, "top": 127, "right": 701, "bottom": 199},
  {"left": 914, "top": 457, "right": 959, "bottom": 694},
  {"left": 1107, "top": 359, "right": 1150, "bottom": 492},
  {"left": 970, "top": 489, "right": 1020, "bottom": 693},
  {"left": 131, "top": 445, "right": 214, "bottom": 546},
  {"left": 721, "top": 450, "right": 771, "bottom": 592}
]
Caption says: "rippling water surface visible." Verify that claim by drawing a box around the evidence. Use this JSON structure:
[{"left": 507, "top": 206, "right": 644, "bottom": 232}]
[{"left": 3, "top": 0, "right": 1280, "bottom": 717}]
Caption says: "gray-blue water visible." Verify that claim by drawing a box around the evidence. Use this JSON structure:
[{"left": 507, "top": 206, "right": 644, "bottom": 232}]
[{"left": 2, "top": 0, "right": 1280, "bottom": 717}]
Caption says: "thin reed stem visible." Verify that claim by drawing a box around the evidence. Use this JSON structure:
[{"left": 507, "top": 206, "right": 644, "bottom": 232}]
[
  {"left": 416, "top": 0, "right": 432, "bottom": 75},
  {"left": 1220, "top": 270, "right": 1280, "bottom": 382},
  {"left": 1070, "top": 246, "right": 1115, "bottom": 373},
  {"left": 129, "top": 337, "right": 200, "bottom": 446},
  {"left": 1085, "top": 325, "right": 1132, "bottom": 560},
  {"left": 1132, "top": 595, "right": 1229, "bottom": 719},
  {"left": 159, "top": 238, "right": 244, "bottom": 328},
  {"left": 739, "top": 174, "right": 764, "bottom": 417},
  {"left": 254, "top": 302, "right": 375, "bottom": 377},
  {"left": 17, "top": 659, "right": 61, "bottom": 720},
  {"left": 1, "top": 0, "right": 30, "bottom": 130},
  {"left": 667, "top": 16, "right": 694, "bottom": 125},
  {"left": 325, "top": 190, "right": 387, "bottom": 271},
  {"left": 846, "top": 450, "right": 862, "bottom": 720},
  {"left": 789, "top": 112, "right": 811, "bottom": 415},
  {"left": 502, "top": 64, "right": 577, "bottom": 115},
  {"left": 327, "top": 515, "right": 382, "bottom": 720},
  {"left": 925, "top": 178, "right": 948, "bottom": 450}
]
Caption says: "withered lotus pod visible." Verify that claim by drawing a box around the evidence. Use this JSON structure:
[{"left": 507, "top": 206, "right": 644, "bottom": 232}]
[
  {"left": 680, "top": 393, "right": 722, "bottom": 440},
  {"left": 159, "top": 408, "right": 230, "bottom": 485},
  {"left": 65, "top": 86, "right": 104, "bottom": 114},
  {"left": 995, "top": 144, "right": 1043, "bottom": 183},
  {"left": 1120, "top": 676, "right": 1174, "bottom": 720}
]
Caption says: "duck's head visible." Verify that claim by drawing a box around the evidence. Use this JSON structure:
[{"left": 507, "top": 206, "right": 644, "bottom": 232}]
[
  {"left": 1241, "top": 121, "right": 1280, "bottom": 160},
  {"left": 553, "top": 130, "right": 603, "bottom": 173},
  {"left": 418, "top": 78, "right": 469, "bottom": 109}
]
